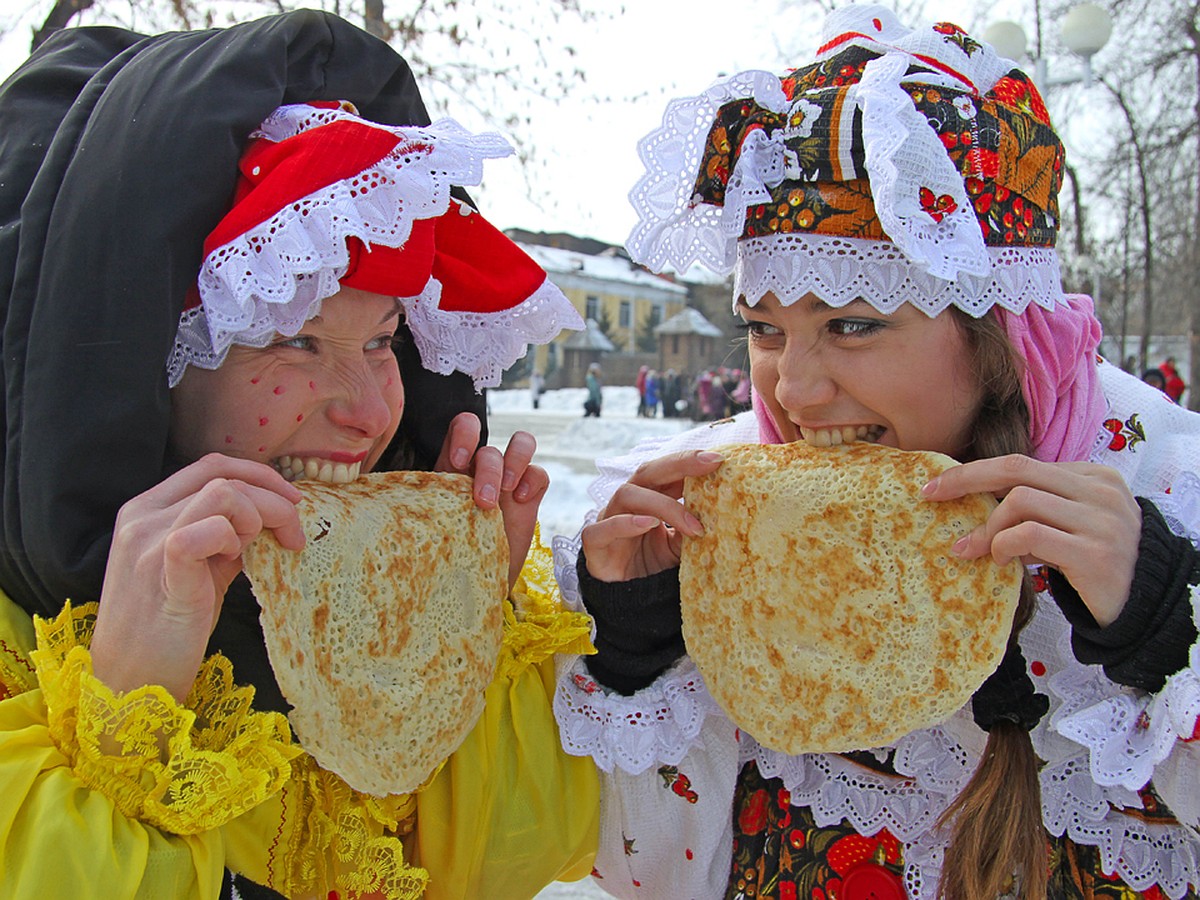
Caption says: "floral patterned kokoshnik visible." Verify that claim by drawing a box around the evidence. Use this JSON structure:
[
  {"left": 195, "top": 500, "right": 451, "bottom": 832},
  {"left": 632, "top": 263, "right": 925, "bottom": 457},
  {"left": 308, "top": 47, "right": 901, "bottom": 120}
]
[{"left": 691, "top": 38, "right": 1064, "bottom": 248}]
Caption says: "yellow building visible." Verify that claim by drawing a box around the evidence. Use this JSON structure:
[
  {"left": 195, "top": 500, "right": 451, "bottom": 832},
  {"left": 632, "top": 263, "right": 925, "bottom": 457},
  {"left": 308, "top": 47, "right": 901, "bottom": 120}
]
[{"left": 517, "top": 242, "right": 688, "bottom": 386}]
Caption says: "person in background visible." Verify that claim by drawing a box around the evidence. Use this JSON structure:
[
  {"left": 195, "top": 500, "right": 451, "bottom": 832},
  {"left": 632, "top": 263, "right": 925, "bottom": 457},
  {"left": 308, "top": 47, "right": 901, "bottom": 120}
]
[
  {"left": 1143, "top": 368, "right": 1169, "bottom": 394},
  {"left": 552, "top": 7, "right": 1200, "bottom": 898},
  {"left": 531, "top": 368, "right": 546, "bottom": 410},
  {"left": 585, "top": 361, "right": 604, "bottom": 417},
  {"left": 644, "top": 369, "right": 661, "bottom": 418},
  {"left": 1159, "top": 356, "right": 1187, "bottom": 404},
  {"left": 636, "top": 364, "right": 649, "bottom": 417}
]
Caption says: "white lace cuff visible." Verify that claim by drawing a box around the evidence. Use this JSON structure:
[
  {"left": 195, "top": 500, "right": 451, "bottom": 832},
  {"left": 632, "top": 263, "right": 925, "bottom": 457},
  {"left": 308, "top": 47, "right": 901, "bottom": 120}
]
[
  {"left": 553, "top": 655, "right": 723, "bottom": 774},
  {"left": 1054, "top": 584, "right": 1200, "bottom": 792}
]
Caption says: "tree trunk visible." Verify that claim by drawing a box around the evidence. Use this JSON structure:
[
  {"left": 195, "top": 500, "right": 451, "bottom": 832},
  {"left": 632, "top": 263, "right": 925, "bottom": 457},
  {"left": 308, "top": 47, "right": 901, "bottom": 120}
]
[
  {"left": 364, "top": 0, "right": 390, "bottom": 40},
  {"left": 31, "top": 0, "right": 95, "bottom": 51}
]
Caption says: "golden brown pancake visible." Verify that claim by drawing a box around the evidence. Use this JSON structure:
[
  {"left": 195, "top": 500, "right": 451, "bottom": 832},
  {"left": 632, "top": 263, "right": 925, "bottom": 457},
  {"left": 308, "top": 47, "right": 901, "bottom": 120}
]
[
  {"left": 681, "top": 441, "right": 1021, "bottom": 754},
  {"left": 244, "top": 470, "right": 507, "bottom": 795}
]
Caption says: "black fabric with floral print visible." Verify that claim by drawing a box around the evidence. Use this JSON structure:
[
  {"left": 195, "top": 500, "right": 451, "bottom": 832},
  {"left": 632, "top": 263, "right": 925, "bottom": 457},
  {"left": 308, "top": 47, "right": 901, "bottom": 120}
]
[
  {"left": 727, "top": 761, "right": 1194, "bottom": 899},
  {"left": 689, "top": 42, "right": 1063, "bottom": 249}
]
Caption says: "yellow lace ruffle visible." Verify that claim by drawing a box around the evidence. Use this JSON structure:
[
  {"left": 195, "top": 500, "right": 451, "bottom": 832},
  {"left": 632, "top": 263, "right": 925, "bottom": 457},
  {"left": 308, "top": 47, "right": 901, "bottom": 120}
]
[
  {"left": 497, "top": 530, "right": 594, "bottom": 681},
  {"left": 271, "top": 754, "right": 429, "bottom": 900},
  {"left": 31, "top": 602, "right": 300, "bottom": 836}
]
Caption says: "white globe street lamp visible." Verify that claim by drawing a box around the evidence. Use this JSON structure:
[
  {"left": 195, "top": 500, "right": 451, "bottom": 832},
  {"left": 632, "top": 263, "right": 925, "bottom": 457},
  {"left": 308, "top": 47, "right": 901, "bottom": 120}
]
[{"left": 983, "top": 2, "right": 1112, "bottom": 88}]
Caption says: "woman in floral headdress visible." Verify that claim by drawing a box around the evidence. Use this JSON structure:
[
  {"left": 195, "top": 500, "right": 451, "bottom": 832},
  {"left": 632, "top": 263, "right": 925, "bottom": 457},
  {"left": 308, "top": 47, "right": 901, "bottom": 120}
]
[
  {"left": 0, "top": 11, "right": 598, "bottom": 900},
  {"left": 552, "top": 6, "right": 1200, "bottom": 898}
]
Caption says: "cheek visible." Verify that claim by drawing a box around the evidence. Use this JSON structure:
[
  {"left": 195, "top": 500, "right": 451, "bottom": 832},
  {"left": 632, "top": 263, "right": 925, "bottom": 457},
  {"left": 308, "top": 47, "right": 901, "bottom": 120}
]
[{"left": 222, "top": 377, "right": 312, "bottom": 452}]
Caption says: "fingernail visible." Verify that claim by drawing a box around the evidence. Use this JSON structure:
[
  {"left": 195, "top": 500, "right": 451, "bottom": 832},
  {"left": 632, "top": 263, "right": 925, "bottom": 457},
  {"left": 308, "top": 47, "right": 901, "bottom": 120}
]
[
  {"left": 514, "top": 483, "right": 530, "bottom": 502},
  {"left": 632, "top": 515, "right": 659, "bottom": 529},
  {"left": 453, "top": 448, "right": 470, "bottom": 468},
  {"left": 697, "top": 451, "right": 724, "bottom": 463},
  {"left": 684, "top": 511, "right": 705, "bottom": 535},
  {"left": 501, "top": 469, "right": 517, "bottom": 491},
  {"left": 921, "top": 477, "right": 939, "bottom": 496},
  {"left": 951, "top": 535, "right": 969, "bottom": 556},
  {"left": 479, "top": 484, "right": 498, "bottom": 504}
]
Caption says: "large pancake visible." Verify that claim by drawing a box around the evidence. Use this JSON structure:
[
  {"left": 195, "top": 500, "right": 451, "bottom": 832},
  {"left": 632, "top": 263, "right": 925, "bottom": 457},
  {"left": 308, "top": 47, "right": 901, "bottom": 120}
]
[
  {"left": 680, "top": 442, "right": 1021, "bottom": 754},
  {"left": 244, "top": 470, "right": 507, "bottom": 796}
]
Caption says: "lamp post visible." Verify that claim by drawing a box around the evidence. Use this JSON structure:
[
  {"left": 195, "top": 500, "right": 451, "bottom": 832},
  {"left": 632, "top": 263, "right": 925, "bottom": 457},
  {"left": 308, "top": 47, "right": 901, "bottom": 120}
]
[{"left": 983, "top": 2, "right": 1113, "bottom": 89}]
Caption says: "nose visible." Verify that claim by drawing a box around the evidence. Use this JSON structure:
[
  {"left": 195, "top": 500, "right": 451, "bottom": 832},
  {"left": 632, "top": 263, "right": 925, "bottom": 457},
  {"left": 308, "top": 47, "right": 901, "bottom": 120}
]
[
  {"left": 774, "top": 340, "right": 837, "bottom": 415},
  {"left": 325, "top": 364, "right": 397, "bottom": 438}
]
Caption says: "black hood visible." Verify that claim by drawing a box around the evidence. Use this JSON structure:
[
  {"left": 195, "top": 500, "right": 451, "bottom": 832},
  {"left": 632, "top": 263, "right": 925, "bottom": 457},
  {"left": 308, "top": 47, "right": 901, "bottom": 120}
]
[{"left": 0, "top": 11, "right": 486, "bottom": 711}]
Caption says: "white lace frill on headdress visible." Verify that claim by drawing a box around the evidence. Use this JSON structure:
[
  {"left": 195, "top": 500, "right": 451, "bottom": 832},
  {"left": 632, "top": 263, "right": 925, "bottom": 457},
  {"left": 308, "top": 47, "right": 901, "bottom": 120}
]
[
  {"left": 167, "top": 105, "right": 578, "bottom": 389},
  {"left": 624, "top": 13, "right": 1067, "bottom": 317}
]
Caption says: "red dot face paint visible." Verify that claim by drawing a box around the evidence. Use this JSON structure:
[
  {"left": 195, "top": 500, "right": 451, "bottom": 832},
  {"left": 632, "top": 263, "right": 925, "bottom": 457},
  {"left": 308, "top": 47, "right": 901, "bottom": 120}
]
[
  {"left": 309, "top": 381, "right": 316, "bottom": 390},
  {"left": 250, "top": 377, "right": 260, "bottom": 385},
  {"left": 296, "top": 414, "right": 304, "bottom": 422},
  {"left": 258, "top": 446, "right": 266, "bottom": 453},
  {"left": 273, "top": 386, "right": 285, "bottom": 395},
  {"left": 224, "top": 436, "right": 233, "bottom": 444},
  {"left": 259, "top": 417, "right": 269, "bottom": 426}
]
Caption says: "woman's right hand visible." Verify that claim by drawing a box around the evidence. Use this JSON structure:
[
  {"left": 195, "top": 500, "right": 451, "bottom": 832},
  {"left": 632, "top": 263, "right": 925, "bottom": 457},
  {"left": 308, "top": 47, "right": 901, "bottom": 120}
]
[
  {"left": 581, "top": 450, "right": 724, "bottom": 582},
  {"left": 89, "top": 454, "right": 306, "bottom": 703}
]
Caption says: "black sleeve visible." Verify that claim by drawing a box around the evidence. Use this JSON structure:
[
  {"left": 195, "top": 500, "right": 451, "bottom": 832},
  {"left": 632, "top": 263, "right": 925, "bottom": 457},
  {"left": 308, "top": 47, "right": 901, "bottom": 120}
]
[
  {"left": 1049, "top": 498, "right": 1199, "bottom": 692},
  {"left": 576, "top": 549, "right": 686, "bottom": 696}
]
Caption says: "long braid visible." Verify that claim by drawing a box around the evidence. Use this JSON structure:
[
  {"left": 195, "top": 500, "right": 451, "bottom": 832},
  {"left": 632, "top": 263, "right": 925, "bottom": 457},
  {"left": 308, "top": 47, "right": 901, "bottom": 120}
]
[{"left": 937, "top": 310, "right": 1047, "bottom": 900}]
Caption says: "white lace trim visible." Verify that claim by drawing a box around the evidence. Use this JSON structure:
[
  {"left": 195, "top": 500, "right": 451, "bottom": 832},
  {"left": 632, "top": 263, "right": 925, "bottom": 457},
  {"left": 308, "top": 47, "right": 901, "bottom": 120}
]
[
  {"left": 167, "top": 113, "right": 512, "bottom": 387},
  {"left": 553, "top": 655, "right": 723, "bottom": 775},
  {"left": 735, "top": 234, "right": 1065, "bottom": 316},
  {"left": 626, "top": 69, "right": 788, "bottom": 276},
  {"left": 401, "top": 275, "right": 583, "bottom": 390},
  {"left": 857, "top": 52, "right": 991, "bottom": 281}
]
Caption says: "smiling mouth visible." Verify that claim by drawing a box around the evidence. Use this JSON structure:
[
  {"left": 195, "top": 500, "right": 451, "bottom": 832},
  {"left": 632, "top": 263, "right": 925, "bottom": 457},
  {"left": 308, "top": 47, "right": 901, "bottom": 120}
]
[
  {"left": 799, "top": 425, "right": 885, "bottom": 447},
  {"left": 272, "top": 455, "right": 363, "bottom": 483}
]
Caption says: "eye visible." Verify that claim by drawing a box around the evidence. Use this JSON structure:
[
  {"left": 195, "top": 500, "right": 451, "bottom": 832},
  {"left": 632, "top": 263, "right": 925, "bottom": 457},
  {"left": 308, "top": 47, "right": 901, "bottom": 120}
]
[
  {"left": 272, "top": 334, "right": 317, "bottom": 352},
  {"left": 827, "top": 318, "right": 883, "bottom": 338},
  {"left": 737, "top": 319, "right": 783, "bottom": 339},
  {"left": 365, "top": 332, "right": 400, "bottom": 353}
]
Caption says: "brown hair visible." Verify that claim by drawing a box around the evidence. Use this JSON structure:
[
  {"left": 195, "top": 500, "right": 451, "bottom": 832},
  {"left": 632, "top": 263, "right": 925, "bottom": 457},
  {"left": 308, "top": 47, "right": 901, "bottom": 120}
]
[{"left": 937, "top": 309, "right": 1047, "bottom": 900}]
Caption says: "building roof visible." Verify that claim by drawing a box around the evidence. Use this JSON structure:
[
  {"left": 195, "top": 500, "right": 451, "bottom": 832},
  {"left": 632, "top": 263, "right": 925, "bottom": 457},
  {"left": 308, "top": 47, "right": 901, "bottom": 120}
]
[
  {"left": 654, "top": 306, "right": 725, "bottom": 337},
  {"left": 562, "top": 318, "right": 616, "bottom": 351},
  {"left": 517, "top": 242, "right": 688, "bottom": 297}
]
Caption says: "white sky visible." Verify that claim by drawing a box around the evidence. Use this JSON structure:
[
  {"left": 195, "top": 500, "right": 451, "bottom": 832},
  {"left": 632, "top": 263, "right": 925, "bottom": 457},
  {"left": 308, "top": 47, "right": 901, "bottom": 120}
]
[{"left": 0, "top": 0, "right": 1102, "bottom": 247}]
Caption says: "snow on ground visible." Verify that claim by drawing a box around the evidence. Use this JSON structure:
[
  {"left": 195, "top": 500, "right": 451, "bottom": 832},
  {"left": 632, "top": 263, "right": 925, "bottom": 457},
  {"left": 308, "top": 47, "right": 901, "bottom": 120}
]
[
  {"left": 487, "top": 386, "right": 695, "bottom": 541},
  {"left": 487, "top": 388, "right": 695, "bottom": 900}
]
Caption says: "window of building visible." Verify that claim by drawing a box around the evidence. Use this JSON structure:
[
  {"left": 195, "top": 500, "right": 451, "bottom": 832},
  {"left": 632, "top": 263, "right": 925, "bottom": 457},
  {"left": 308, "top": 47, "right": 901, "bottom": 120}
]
[
  {"left": 619, "top": 300, "right": 631, "bottom": 328},
  {"left": 649, "top": 304, "right": 663, "bottom": 327},
  {"left": 585, "top": 295, "right": 599, "bottom": 320}
]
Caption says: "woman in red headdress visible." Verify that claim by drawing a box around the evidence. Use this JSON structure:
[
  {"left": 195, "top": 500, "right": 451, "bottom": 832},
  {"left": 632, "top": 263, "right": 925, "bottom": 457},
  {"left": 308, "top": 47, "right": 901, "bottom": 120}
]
[{"left": 0, "top": 12, "right": 597, "bottom": 899}]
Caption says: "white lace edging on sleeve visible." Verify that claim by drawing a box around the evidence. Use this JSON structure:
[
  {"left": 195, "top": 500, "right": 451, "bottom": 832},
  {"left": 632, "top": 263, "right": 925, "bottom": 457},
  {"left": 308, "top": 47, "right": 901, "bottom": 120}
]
[
  {"left": 553, "top": 655, "right": 725, "bottom": 775},
  {"left": 1054, "top": 583, "right": 1200, "bottom": 792}
]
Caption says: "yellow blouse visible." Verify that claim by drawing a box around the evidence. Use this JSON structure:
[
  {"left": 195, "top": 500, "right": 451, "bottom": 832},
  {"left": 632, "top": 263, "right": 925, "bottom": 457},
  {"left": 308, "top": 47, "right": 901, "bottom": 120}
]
[{"left": 0, "top": 536, "right": 598, "bottom": 899}]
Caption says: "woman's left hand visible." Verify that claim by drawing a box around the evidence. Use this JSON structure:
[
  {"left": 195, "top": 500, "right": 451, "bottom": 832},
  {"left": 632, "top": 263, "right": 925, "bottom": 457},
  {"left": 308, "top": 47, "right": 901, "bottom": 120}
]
[
  {"left": 921, "top": 454, "right": 1142, "bottom": 627},
  {"left": 435, "top": 411, "right": 549, "bottom": 590}
]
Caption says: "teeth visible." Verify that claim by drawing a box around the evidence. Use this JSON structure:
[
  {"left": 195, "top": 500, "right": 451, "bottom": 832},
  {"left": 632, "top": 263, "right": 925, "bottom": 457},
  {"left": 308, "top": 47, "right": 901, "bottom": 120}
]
[
  {"left": 799, "top": 425, "right": 883, "bottom": 446},
  {"left": 273, "top": 455, "right": 362, "bottom": 483}
]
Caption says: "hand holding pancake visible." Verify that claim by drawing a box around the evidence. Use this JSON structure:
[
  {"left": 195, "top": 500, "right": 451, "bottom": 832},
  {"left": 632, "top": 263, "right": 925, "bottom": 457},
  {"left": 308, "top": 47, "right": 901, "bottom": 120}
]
[
  {"left": 91, "top": 454, "right": 305, "bottom": 703},
  {"left": 435, "top": 411, "right": 549, "bottom": 589},
  {"left": 923, "top": 454, "right": 1142, "bottom": 627},
  {"left": 583, "top": 450, "right": 724, "bottom": 582}
]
